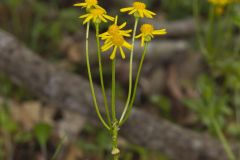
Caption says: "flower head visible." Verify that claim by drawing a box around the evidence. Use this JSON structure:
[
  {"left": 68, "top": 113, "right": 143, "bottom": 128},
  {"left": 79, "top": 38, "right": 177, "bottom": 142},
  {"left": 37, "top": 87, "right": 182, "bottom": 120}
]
[
  {"left": 208, "top": 0, "right": 232, "bottom": 6},
  {"left": 120, "top": 2, "right": 156, "bottom": 18},
  {"left": 99, "top": 16, "right": 132, "bottom": 43},
  {"left": 208, "top": 0, "right": 238, "bottom": 15},
  {"left": 101, "top": 34, "right": 132, "bottom": 60},
  {"left": 74, "top": 0, "right": 102, "bottom": 10},
  {"left": 80, "top": 8, "right": 114, "bottom": 24},
  {"left": 136, "top": 24, "right": 167, "bottom": 46}
]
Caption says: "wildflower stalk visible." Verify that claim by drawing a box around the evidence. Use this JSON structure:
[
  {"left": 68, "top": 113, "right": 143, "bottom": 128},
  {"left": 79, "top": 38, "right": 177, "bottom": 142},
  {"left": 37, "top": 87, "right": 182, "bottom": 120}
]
[
  {"left": 193, "top": 0, "right": 208, "bottom": 56},
  {"left": 111, "top": 58, "right": 120, "bottom": 160},
  {"left": 207, "top": 5, "right": 215, "bottom": 55},
  {"left": 76, "top": 1, "right": 165, "bottom": 159},
  {"left": 212, "top": 121, "right": 236, "bottom": 160},
  {"left": 193, "top": 2, "right": 236, "bottom": 159},
  {"left": 95, "top": 23, "right": 111, "bottom": 125},
  {"left": 111, "top": 59, "right": 116, "bottom": 121},
  {"left": 120, "top": 18, "right": 139, "bottom": 123},
  {"left": 120, "top": 43, "right": 148, "bottom": 125},
  {"left": 111, "top": 121, "right": 120, "bottom": 160},
  {"left": 85, "top": 22, "right": 110, "bottom": 130}
]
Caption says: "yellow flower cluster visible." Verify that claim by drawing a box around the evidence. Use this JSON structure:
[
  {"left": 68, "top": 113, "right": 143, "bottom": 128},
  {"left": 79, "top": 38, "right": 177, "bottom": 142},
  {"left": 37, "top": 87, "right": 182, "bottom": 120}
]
[
  {"left": 74, "top": 0, "right": 167, "bottom": 60},
  {"left": 74, "top": 0, "right": 114, "bottom": 24}
]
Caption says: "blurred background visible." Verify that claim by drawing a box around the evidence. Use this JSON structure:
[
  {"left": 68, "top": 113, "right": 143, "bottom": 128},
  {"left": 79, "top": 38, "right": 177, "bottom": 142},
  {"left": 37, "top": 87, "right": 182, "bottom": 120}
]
[{"left": 0, "top": 0, "right": 240, "bottom": 160}]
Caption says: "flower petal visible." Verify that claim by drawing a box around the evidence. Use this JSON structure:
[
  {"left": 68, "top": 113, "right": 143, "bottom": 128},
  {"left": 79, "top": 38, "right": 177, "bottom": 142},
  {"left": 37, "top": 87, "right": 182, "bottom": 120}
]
[
  {"left": 73, "top": 3, "right": 86, "bottom": 6},
  {"left": 103, "top": 14, "right": 115, "bottom": 21},
  {"left": 120, "top": 7, "right": 134, "bottom": 12},
  {"left": 99, "top": 15, "right": 107, "bottom": 22},
  {"left": 143, "top": 11, "right": 153, "bottom": 18},
  {"left": 99, "top": 32, "right": 108, "bottom": 37},
  {"left": 138, "top": 10, "right": 144, "bottom": 17},
  {"left": 83, "top": 15, "right": 93, "bottom": 24},
  {"left": 95, "top": 5, "right": 105, "bottom": 10},
  {"left": 145, "top": 10, "right": 156, "bottom": 16},
  {"left": 119, "top": 47, "right": 126, "bottom": 59},
  {"left": 152, "top": 29, "right": 167, "bottom": 35},
  {"left": 135, "top": 33, "right": 142, "bottom": 38},
  {"left": 119, "top": 22, "right": 127, "bottom": 29},
  {"left": 114, "top": 16, "right": 118, "bottom": 25},
  {"left": 80, "top": 14, "right": 89, "bottom": 18},
  {"left": 110, "top": 46, "right": 118, "bottom": 60},
  {"left": 123, "top": 41, "right": 132, "bottom": 50},
  {"left": 102, "top": 42, "right": 113, "bottom": 52},
  {"left": 129, "top": 9, "right": 137, "bottom": 15}
]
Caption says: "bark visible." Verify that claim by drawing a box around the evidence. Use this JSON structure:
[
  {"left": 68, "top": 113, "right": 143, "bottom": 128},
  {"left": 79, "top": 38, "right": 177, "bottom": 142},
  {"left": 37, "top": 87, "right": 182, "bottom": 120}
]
[
  {"left": 77, "top": 34, "right": 190, "bottom": 65},
  {"left": 0, "top": 30, "right": 237, "bottom": 160}
]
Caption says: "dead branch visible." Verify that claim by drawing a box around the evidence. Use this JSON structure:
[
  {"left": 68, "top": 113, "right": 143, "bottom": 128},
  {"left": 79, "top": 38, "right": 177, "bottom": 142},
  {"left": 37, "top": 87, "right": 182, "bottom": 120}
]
[{"left": 0, "top": 30, "right": 237, "bottom": 160}]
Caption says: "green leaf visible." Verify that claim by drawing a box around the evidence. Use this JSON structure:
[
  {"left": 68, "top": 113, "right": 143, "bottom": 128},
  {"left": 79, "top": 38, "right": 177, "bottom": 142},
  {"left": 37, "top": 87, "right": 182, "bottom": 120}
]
[
  {"left": 34, "top": 122, "right": 52, "bottom": 147},
  {"left": 0, "top": 106, "right": 18, "bottom": 133}
]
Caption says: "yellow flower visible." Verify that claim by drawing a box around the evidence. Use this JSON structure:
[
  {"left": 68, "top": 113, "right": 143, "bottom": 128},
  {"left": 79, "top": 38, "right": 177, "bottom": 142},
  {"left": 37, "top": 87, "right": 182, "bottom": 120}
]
[
  {"left": 80, "top": 8, "right": 114, "bottom": 24},
  {"left": 99, "top": 16, "right": 132, "bottom": 43},
  {"left": 120, "top": 2, "right": 156, "bottom": 18},
  {"left": 136, "top": 24, "right": 167, "bottom": 46},
  {"left": 208, "top": 0, "right": 238, "bottom": 15},
  {"left": 73, "top": 0, "right": 102, "bottom": 10},
  {"left": 101, "top": 34, "right": 132, "bottom": 60},
  {"left": 208, "top": 0, "right": 232, "bottom": 6}
]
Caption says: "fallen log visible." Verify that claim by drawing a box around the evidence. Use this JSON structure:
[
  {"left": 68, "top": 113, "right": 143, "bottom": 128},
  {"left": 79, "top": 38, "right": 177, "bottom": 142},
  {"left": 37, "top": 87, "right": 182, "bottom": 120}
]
[
  {"left": 67, "top": 32, "right": 190, "bottom": 65},
  {"left": 0, "top": 30, "right": 237, "bottom": 160}
]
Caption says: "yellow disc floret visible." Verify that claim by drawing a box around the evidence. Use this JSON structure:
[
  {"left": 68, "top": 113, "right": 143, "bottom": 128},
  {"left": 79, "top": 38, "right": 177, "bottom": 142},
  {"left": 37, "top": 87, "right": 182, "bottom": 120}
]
[
  {"left": 140, "top": 24, "right": 154, "bottom": 35},
  {"left": 99, "top": 16, "right": 132, "bottom": 44},
  {"left": 112, "top": 34, "right": 125, "bottom": 46},
  {"left": 108, "top": 25, "right": 120, "bottom": 35},
  {"left": 101, "top": 34, "right": 132, "bottom": 60},
  {"left": 90, "top": 8, "right": 105, "bottom": 15},
  {"left": 86, "top": 0, "right": 98, "bottom": 6},
  {"left": 133, "top": 2, "right": 146, "bottom": 10},
  {"left": 120, "top": 1, "right": 156, "bottom": 18},
  {"left": 136, "top": 24, "right": 167, "bottom": 46}
]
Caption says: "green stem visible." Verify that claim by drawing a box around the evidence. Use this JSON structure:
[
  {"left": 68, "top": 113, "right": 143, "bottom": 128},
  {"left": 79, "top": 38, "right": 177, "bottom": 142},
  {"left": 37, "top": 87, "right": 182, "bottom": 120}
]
[
  {"left": 41, "top": 144, "right": 47, "bottom": 160},
  {"left": 95, "top": 23, "right": 111, "bottom": 125},
  {"left": 120, "top": 18, "right": 139, "bottom": 123},
  {"left": 50, "top": 136, "right": 65, "bottom": 160},
  {"left": 120, "top": 43, "right": 148, "bottom": 125},
  {"left": 85, "top": 22, "right": 110, "bottom": 130},
  {"left": 111, "top": 122, "right": 120, "bottom": 160},
  {"left": 111, "top": 59, "right": 116, "bottom": 121},
  {"left": 213, "top": 121, "right": 236, "bottom": 160},
  {"left": 110, "top": 59, "right": 119, "bottom": 160},
  {"left": 193, "top": 0, "right": 208, "bottom": 57},
  {"left": 207, "top": 5, "right": 215, "bottom": 56}
]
